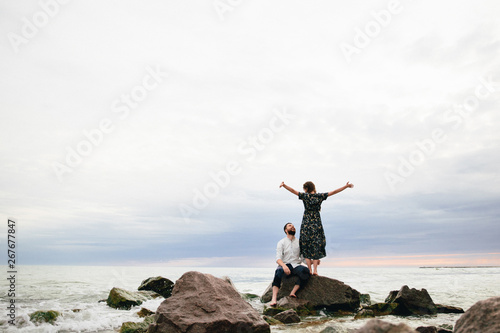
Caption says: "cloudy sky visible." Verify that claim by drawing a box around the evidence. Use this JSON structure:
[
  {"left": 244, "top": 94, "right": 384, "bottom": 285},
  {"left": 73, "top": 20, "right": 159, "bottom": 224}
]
[{"left": 1, "top": 0, "right": 499, "bottom": 267}]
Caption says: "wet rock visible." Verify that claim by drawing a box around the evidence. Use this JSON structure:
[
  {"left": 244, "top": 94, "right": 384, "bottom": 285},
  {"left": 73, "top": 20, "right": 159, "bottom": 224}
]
[
  {"left": 454, "top": 296, "right": 500, "bottom": 333},
  {"left": 107, "top": 287, "right": 158, "bottom": 310},
  {"left": 416, "top": 326, "right": 437, "bottom": 333},
  {"left": 277, "top": 296, "right": 316, "bottom": 315},
  {"left": 137, "top": 307, "right": 155, "bottom": 318},
  {"left": 321, "top": 323, "right": 354, "bottom": 333},
  {"left": 355, "top": 319, "right": 417, "bottom": 332},
  {"left": 435, "top": 304, "right": 464, "bottom": 314},
  {"left": 241, "top": 292, "right": 260, "bottom": 300},
  {"left": 261, "top": 275, "right": 360, "bottom": 311},
  {"left": 366, "top": 302, "right": 400, "bottom": 316},
  {"left": 148, "top": 271, "right": 270, "bottom": 333},
  {"left": 29, "top": 310, "right": 61, "bottom": 325},
  {"left": 121, "top": 316, "right": 155, "bottom": 333},
  {"left": 360, "top": 294, "right": 371, "bottom": 306},
  {"left": 354, "top": 309, "right": 375, "bottom": 319},
  {"left": 138, "top": 276, "right": 174, "bottom": 299},
  {"left": 385, "top": 285, "right": 437, "bottom": 315},
  {"left": 263, "top": 315, "right": 282, "bottom": 325},
  {"left": 263, "top": 306, "right": 286, "bottom": 316},
  {"left": 273, "top": 309, "right": 300, "bottom": 324}
]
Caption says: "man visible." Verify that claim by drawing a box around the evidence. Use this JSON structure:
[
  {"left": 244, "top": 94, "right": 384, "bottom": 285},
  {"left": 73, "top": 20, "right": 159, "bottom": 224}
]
[{"left": 269, "top": 222, "right": 311, "bottom": 306}]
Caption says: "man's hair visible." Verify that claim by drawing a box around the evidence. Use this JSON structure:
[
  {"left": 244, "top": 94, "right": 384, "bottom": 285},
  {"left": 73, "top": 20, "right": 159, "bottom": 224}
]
[
  {"left": 283, "top": 223, "right": 292, "bottom": 233},
  {"left": 303, "top": 181, "right": 316, "bottom": 193}
]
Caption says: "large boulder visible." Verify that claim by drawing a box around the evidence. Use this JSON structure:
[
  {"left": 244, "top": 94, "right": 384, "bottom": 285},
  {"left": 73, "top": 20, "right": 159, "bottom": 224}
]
[
  {"left": 355, "top": 319, "right": 417, "bottom": 333},
  {"left": 261, "top": 275, "right": 360, "bottom": 311},
  {"left": 385, "top": 285, "right": 437, "bottom": 315},
  {"left": 107, "top": 288, "right": 158, "bottom": 310},
  {"left": 454, "top": 296, "right": 500, "bottom": 333},
  {"left": 138, "top": 276, "right": 174, "bottom": 299},
  {"left": 148, "top": 271, "right": 270, "bottom": 333}
]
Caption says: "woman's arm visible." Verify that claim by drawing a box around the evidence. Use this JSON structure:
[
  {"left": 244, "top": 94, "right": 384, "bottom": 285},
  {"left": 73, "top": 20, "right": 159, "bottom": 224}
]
[
  {"left": 327, "top": 182, "right": 354, "bottom": 197},
  {"left": 279, "top": 182, "right": 299, "bottom": 196}
]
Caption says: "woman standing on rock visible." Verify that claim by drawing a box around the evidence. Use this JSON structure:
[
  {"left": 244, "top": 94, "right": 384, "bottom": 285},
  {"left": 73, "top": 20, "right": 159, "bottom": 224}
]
[{"left": 279, "top": 181, "right": 353, "bottom": 276}]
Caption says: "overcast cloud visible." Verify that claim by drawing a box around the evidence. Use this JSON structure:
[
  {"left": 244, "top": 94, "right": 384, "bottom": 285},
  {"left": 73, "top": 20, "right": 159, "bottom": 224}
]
[{"left": 1, "top": 0, "right": 499, "bottom": 267}]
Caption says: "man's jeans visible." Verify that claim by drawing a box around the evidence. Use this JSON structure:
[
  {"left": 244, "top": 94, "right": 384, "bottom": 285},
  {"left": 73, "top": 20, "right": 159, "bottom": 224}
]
[{"left": 272, "top": 264, "right": 310, "bottom": 289}]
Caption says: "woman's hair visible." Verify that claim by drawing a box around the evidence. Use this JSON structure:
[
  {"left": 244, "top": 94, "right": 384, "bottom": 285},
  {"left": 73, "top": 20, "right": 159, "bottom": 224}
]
[{"left": 303, "top": 181, "right": 316, "bottom": 193}]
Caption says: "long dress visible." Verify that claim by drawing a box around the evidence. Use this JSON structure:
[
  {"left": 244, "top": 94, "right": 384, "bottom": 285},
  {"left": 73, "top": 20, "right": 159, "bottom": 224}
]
[{"left": 298, "top": 192, "right": 328, "bottom": 260}]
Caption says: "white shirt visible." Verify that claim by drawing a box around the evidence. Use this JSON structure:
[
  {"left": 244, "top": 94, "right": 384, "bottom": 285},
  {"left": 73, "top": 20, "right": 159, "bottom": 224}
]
[{"left": 276, "top": 236, "right": 304, "bottom": 266}]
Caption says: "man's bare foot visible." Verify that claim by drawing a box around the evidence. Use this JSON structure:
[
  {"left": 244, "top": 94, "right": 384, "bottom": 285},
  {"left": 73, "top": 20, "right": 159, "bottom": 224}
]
[
  {"left": 269, "top": 301, "right": 277, "bottom": 307},
  {"left": 289, "top": 294, "right": 297, "bottom": 298}
]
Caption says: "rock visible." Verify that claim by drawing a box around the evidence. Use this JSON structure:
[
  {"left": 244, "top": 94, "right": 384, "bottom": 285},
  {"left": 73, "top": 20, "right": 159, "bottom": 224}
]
[
  {"left": 354, "top": 309, "right": 375, "bottom": 319},
  {"left": 277, "top": 296, "right": 316, "bottom": 315},
  {"left": 416, "top": 326, "right": 437, "bottom": 333},
  {"left": 261, "top": 275, "right": 360, "bottom": 311},
  {"left": 454, "top": 296, "right": 500, "bottom": 333},
  {"left": 263, "top": 315, "right": 282, "bottom": 325},
  {"left": 121, "top": 316, "right": 155, "bottom": 333},
  {"left": 360, "top": 294, "right": 371, "bottom": 306},
  {"left": 437, "top": 324, "right": 453, "bottom": 332},
  {"left": 138, "top": 276, "right": 174, "bottom": 299},
  {"left": 137, "top": 307, "right": 155, "bottom": 318},
  {"left": 263, "top": 306, "right": 286, "bottom": 316},
  {"left": 385, "top": 285, "right": 437, "bottom": 315},
  {"left": 355, "top": 319, "right": 417, "bottom": 332},
  {"left": 241, "top": 292, "right": 260, "bottom": 300},
  {"left": 320, "top": 323, "right": 353, "bottom": 333},
  {"left": 435, "top": 304, "right": 464, "bottom": 314},
  {"left": 107, "top": 287, "right": 158, "bottom": 310},
  {"left": 148, "top": 271, "right": 270, "bottom": 333},
  {"left": 365, "top": 302, "right": 400, "bottom": 316},
  {"left": 273, "top": 309, "right": 300, "bottom": 324},
  {"left": 29, "top": 310, "right": 61, "bottom": 325}
]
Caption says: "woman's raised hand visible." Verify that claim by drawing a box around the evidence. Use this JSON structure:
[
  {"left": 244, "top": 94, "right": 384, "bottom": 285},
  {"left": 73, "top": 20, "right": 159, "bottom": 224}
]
[
  {"left": 280, "top": 181, "right": 285, "bottom": 188},
  {"left": 346, "top": 182, "right": 354, "bottom": 188}
]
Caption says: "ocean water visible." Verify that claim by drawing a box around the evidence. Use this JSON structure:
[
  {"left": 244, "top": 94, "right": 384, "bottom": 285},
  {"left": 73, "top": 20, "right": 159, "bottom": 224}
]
[{"left": 1, "top": 266, "right": 499, "bottom": 332}]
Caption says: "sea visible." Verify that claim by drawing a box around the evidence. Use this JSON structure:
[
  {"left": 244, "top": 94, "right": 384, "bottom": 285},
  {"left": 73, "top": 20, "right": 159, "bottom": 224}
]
[{"left": 1, "top": 266, "right": 499, "bottom": 332}]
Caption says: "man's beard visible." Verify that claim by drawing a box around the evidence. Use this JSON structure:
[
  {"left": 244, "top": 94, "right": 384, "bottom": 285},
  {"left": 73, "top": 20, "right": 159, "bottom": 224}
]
[{"left": 288, "top": 230, "right": 296, "bottom": 236}]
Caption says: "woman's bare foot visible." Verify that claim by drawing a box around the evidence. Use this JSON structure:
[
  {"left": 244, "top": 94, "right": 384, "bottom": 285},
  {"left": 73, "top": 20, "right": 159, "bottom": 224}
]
[
  {"left": 269, "top": 301, "right": 277, "bottom": 307},
  {"left": 289, "top": 293, "right": 297, "bottom": 298},
  {"left": 312, "top": 271, "right": 318, "bottom": 276}
]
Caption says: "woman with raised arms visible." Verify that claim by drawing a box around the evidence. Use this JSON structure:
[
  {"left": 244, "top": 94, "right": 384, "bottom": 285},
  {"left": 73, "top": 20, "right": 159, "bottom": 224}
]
[{"left": 279, "top": 181, "right": 354, "bottom": 276}]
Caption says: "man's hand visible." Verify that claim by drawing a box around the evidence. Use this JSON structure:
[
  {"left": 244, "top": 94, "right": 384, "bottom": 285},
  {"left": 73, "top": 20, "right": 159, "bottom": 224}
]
[{"left": 283, "top": 265, "right": 291, "bottom": 275}]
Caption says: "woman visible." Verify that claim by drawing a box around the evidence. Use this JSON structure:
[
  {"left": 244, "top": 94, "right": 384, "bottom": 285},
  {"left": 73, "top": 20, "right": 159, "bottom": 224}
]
[{"left": 279, "top": 181, "right": 353, "bottom": 275}]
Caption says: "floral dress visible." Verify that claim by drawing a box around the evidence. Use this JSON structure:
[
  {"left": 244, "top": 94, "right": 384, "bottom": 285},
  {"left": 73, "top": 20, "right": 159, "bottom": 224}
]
[{"left": 298, "top": 192, "right": 328, "bottom": 260}]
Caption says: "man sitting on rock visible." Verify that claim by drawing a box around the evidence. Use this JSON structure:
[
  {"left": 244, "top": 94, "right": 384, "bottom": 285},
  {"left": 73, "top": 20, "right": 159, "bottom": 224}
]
[{"left": 269, "top": 223, "right": 311, "bottom": 306}]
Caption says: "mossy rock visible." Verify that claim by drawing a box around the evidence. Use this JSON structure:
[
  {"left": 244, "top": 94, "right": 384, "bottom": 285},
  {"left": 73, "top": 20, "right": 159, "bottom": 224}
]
[
  {"left": 241, "top": 292, "right": 260, "bottom": 300},
  {"left": 367, "top": 302, "right": 400, "bottom": 316},
  {"left": 263, "top": 315, "right": 282, "bottom": 325},
  {"left": 263, "top": 306, "right": 287, "bottom": 316},
  {"left": 137, "top": 307, "right": 155, "bottom": 318},
  {"left": 107, "top": 287, "right": 157, "bottom": 310},
  {"left": 29, "top": 310, "right": 61, "bottom": 324},
  {"left": 120, "top": 316, "right": 155, "bottom": 333}
]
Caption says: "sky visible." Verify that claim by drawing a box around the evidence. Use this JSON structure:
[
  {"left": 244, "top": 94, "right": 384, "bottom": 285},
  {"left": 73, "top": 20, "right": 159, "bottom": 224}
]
[{"left": 1, "top": 0, "right": 499, "bottom": 267}]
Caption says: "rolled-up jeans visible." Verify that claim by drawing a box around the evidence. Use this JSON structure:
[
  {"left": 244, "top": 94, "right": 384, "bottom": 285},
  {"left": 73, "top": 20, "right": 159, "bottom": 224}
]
[{"left": 272, "top": 263, "right": 310, "bottom": 289}]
